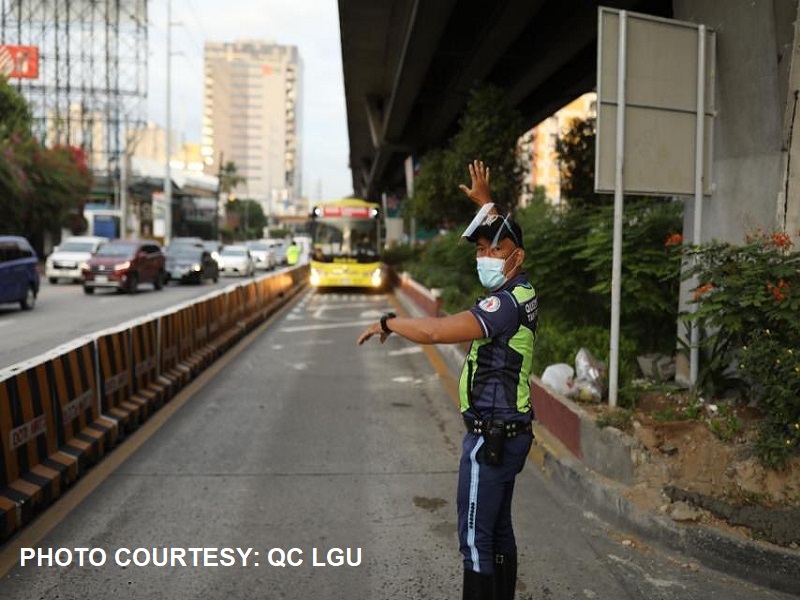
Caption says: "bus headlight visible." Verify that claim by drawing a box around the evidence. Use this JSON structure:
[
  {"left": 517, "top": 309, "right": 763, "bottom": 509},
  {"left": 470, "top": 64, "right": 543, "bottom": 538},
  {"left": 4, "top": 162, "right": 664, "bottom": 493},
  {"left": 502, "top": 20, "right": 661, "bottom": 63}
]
[
  {"left": 371, "top": 268, "right": 383, "bottom": 287},
  {"left": 310, "top": 268, "right": 321, "bottom": 286}
]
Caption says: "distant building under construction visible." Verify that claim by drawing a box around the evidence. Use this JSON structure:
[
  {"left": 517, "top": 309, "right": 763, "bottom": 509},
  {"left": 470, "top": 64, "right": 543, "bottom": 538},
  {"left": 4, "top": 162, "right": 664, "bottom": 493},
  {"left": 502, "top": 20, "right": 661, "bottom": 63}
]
[{"left": 0, "top": 0, "right": 148, "bottom": 187}]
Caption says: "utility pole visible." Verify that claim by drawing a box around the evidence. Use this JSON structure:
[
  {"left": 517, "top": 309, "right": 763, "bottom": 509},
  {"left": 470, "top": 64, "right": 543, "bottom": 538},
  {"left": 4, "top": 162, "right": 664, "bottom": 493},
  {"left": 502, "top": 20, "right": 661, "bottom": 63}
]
[
  {"left": 120, "top": 127, "right": 128, "bottom": 239},
  {"left": 215, "top": 151, "right": 224, "bottom": 241},
  {"left": 164, "top": 0, "right": 179, "bottom": 245}
]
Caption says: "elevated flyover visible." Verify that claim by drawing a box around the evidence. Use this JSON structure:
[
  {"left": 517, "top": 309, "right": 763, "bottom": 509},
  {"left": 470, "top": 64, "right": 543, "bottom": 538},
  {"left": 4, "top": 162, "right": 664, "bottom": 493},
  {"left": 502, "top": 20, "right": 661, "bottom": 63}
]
[
  {"left": 340, "top": 0, "right": 800, "bottom": 245},
  {"left": 338, "top": 0, "right": 672, "bottom": 201}
]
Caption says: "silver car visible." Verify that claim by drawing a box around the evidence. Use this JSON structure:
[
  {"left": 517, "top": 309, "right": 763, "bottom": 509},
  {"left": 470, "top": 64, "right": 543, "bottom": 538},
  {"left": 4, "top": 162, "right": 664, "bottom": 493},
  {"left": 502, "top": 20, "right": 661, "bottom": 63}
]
[
  {"left": 218, "top": 245, "right": 255, "bottom": 277},
  {"left": 246, "top": 241, "right": 276, "bottom": 271},
  {"left": 45, "top": 235, "right": 108, "bottom": 283}
]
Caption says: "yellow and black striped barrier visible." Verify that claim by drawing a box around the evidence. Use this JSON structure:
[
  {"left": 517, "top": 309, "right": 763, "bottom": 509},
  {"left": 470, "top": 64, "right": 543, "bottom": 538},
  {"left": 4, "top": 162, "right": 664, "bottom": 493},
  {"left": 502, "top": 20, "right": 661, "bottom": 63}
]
[
  {"left": 95, "top": 328, "right": 145, "bottom": 432},
  {"left": 242, "top": 281, "right": 261, "bottom": 331},
  {"left": 50, "top": 339, "right": 118, "bottom": 471},
  {"left": 159, "top": 309, "right": 191, "bottom": 392},
  {"left": 190, "top": 301, "right": 216, "bottom": 368},
  {"left": 0, "top": 266, "right": 309, "bottom": 542},
  {"left": 131, "top": 319, "right": 169, "bottom": 413},
  {"left": 0, "top": 361, "right": 75, "bottom": 531}
]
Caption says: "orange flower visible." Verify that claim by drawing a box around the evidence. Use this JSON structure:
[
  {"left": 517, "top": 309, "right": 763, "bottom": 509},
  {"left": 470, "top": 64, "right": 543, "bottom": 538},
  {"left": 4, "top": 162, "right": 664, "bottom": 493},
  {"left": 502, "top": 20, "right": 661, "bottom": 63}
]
[
  {"left": 664, "top": 233, "right": 683, "bottom": 247},
  {"left": 771, "top": 231, "right": 793, "bottom": 251},
  {"left": 767, "top": 279, "right": 790, "bottom": 302},
  {"left": 693, "top": 282, "right": 714, "bottom": 301}
]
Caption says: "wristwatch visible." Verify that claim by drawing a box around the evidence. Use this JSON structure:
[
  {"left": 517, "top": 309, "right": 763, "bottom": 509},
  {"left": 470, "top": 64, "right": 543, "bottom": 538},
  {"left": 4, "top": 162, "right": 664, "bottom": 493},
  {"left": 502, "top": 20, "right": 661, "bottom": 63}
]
[{"left": 380, "top": 312, "right": 397, "bottom": 335}]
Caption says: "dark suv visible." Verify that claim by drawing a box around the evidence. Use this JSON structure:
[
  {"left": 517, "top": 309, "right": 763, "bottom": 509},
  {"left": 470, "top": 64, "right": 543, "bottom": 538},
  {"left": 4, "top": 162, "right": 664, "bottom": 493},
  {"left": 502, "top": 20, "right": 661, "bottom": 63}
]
[
  {"left": 82, "top": 239, "right": 166, "bottom": 295},
  {"left": 0, "top": 236, "right": 40, "bottom": 310}
]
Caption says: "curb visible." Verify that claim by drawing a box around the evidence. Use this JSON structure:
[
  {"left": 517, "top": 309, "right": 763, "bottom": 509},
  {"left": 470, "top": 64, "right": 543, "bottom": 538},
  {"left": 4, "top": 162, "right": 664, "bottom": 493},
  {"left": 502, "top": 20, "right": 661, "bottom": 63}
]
[
  {"left": 538, "top": 431, "right": 800, "bottom": 594},
  {"left": 392, "top": 285, "right": 800, "bottom": 595}
]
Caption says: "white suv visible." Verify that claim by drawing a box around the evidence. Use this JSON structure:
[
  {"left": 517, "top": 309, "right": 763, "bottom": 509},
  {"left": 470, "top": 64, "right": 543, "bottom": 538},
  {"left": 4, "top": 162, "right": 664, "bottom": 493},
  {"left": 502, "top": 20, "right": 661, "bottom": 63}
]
[
  {"left": 246, "top": 240, "right": 276, "bottom": 271},
  {"left": 46, "top": 235, "right": 108, "bottom": 284}
]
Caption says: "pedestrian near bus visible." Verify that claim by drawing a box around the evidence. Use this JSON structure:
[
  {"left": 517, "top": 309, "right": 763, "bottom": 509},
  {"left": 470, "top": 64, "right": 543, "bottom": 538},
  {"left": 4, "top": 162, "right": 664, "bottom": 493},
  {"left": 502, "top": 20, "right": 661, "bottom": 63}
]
[
  {"left": 285, "top": 241, "right": 301, "bottom": 266},
  {"left": 357, "top": 160, "right": 538, "bottom": 600}
]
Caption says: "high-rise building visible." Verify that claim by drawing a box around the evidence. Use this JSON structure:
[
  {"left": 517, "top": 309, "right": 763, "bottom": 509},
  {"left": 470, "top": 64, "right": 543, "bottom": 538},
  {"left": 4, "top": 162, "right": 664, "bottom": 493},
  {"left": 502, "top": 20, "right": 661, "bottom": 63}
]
[
  {"left": 202, "top": 40, "right": 303, "bottom": 220},
  {"left": 519, "top": 93, "right": 597, "bottom": 207}
]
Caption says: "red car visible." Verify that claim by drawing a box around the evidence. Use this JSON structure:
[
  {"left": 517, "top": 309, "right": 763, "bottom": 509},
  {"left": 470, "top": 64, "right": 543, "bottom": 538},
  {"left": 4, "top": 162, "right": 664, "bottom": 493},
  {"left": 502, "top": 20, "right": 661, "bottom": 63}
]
[{"left": 82, "top": 239, "right": 166, "bottom": 295}]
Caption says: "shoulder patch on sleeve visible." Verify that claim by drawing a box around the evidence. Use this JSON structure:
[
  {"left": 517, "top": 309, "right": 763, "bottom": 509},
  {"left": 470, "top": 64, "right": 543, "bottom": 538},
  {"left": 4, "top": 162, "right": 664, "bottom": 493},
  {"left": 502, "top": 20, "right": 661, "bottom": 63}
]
[{"left": 478, "top": 295, "right": 502, "bottom": 313}]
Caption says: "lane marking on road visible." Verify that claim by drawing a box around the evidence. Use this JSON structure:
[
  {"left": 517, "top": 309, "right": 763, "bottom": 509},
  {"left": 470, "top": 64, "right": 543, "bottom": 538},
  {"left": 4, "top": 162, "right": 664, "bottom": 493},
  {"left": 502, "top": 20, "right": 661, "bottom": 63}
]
[
  {"left": 388, "top": 346, "right": 423, "bottom": 356},
  {"left": 0, "top": 284, "right": 307, "bottom": 579},
  {"left": 280, "top": 320, "right": 374, "bottom": 333},
  {"left": 0, "top": 320, "right": 16, "bottom": 328}
]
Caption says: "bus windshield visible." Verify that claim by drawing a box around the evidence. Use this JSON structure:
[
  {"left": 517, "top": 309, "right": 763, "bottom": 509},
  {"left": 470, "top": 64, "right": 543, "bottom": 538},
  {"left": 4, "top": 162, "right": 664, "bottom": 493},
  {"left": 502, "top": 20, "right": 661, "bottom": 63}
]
[{"left": 312, "top": 218, "right": 379, "bottom": 263}]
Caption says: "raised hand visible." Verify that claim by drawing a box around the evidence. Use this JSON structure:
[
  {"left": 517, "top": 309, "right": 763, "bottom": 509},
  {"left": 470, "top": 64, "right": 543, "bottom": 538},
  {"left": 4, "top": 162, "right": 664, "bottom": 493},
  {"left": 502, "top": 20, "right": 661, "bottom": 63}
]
[{"left": 458, "top": 160, "right": 492, "bottom": 207}]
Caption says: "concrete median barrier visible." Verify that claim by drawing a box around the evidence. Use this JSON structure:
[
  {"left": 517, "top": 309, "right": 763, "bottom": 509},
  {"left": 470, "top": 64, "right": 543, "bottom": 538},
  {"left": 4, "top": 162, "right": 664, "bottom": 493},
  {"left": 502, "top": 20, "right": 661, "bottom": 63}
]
[
  {"left": 131, "top": 319, "right": 170, "bottom": 412},
  {"left": 95, "top": 328, "right": 145, "bottom": 432},
  {"left": 0, "top": 268, "right": 308, "bottom": 543},
  {"left": 158, "top": 309, "right": 192, "bottom": 392},
  {"left": 50, "top": 338, "right": 119, "bottom": 473}
]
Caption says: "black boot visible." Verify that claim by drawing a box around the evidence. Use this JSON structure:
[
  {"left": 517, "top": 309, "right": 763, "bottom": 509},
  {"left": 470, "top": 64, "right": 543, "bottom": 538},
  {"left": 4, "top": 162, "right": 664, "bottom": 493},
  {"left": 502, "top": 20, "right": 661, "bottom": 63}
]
[
  {"left": 462, "top": 568, "right": 494, "bottom": 600},
  {"left": 492, "top": 553, "right": 518, "bottom": 600}
]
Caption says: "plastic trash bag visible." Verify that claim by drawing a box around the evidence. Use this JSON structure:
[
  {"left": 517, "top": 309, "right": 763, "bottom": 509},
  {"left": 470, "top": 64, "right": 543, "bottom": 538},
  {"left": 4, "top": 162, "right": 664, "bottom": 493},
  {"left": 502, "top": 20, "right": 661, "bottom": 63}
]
[
  {"left": 541, "top": 363, "right": 575, "bottom": 398},
  {"left": 574, "top": 348, "right": 606, "bottom": 402}
]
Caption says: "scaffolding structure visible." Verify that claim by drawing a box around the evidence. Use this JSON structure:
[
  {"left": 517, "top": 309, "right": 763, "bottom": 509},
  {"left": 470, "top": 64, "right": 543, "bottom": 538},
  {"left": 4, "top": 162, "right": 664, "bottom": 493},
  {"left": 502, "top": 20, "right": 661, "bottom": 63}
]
[{"left": 0, "top": 0, "right": 148, "bottom": 184}]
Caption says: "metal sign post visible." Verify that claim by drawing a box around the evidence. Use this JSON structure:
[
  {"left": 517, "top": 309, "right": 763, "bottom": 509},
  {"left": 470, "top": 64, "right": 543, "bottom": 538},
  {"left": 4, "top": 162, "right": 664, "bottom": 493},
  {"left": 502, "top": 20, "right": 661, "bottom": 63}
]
[
  {"left": 608, "top": 11, "right": 628, "bottom": 407},
  {"left": 597, "top": 8, "right": 715, "bottom": 404},
  {"left": 689, "top": 26, "right": 707, "bottom": 389}
]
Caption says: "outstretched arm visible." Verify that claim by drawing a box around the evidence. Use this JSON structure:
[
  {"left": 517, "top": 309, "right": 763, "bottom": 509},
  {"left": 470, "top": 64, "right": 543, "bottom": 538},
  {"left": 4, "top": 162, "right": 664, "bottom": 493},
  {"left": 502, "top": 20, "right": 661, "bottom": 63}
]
[{"left": 357, "top": 310, "right": 483, "bottom": 346}]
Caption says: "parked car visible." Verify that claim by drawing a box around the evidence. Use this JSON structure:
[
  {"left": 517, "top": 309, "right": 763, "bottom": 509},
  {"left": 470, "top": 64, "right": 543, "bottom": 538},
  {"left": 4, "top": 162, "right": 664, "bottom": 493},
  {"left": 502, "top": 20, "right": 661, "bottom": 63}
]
[
  {"left": 266, "top": 239, "right": 288, "bottom": 265},
  {"left": 217, "top": 245, "right": 255, "bottom": 277},
  {"left": 0, "top": 236, "right": 40, "bottom": 310},
  {"left": 246, "top": 240, "right": 276, "bottom": 271},
  {"left": 82, "top": 239, "right": 166, "bottom": 294},
  {"left": 166, "top": 245, "right": 219, "bottom": 284},
  {"left": 45, "top": 235, "right": 108, "bottom": 284}
]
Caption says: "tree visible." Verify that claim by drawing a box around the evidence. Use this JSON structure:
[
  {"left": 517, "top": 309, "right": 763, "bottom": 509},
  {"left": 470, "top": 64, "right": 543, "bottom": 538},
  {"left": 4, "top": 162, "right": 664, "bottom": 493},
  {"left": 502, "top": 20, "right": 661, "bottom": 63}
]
[
  {"left": 0, "top": 79, "right": 92, "bottom": 249},
  {"left": 410, "top": 85, "right": 525, "bottom": 230},
  {"left": 225, "top": 198, "right": 265, "bottom": 239},
  {"left": 0, "top": 76, "right": 32, "bottom": 138},
  {"left": 555, "top": 116, "right": 609, "bottom": 208},
  {"left": 219, "top": 161, "right": 246, "bottom": 198}
]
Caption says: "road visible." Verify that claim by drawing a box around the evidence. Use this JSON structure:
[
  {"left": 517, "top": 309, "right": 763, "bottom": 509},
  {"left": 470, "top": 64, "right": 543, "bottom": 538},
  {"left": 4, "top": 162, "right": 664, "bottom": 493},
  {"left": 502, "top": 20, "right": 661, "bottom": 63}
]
[
  {"left": 0, "top": 271, "right": 282, "bottom": 370},
  {"left": 0, "top": 289, "right": 794, "bottom": 599}
]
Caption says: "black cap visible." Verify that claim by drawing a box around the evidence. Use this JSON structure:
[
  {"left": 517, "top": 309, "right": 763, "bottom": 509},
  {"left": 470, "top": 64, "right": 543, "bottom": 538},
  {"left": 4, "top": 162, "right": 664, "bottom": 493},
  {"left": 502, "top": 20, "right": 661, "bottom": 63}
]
[{"left": 465, "top": 213, "right": 524, "bottom": 249}]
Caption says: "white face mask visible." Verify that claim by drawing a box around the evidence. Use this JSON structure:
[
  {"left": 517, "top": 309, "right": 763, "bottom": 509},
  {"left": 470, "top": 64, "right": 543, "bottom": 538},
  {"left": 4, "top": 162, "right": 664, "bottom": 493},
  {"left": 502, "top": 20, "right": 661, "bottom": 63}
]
[
  {"left": 476, "top": 250, "right": 516, "bottom": 290},
  {"left": 476, "top": 257, "right": 506, "bottom": 290}
]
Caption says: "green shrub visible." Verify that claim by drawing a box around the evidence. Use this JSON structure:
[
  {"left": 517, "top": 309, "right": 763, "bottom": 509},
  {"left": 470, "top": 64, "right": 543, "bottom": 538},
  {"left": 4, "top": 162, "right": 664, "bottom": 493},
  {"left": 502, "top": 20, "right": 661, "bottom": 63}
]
[
  {"left": 685, "top": 230, "right": 800, "bottom": 467},
  {"left": 398, "top": 197, "right": 681, "bottom": 399},
  {"left": 519, "top": 198, "right": 682, "bottom": 354},
  {"left": 742, "top": 329, "right": 800, "bottom": 468},
  {"left": 707, "top": 402, "right": 743, "bottom": 443},
  {"left": 381, "top": 244, "right": 423, "bottom": 271}
]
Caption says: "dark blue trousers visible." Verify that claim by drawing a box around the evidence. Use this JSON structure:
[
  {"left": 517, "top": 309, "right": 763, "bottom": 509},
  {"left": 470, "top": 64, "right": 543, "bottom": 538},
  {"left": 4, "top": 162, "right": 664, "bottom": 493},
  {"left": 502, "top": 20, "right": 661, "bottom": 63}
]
[{"left": 457, "top": 430, "right": 532, "bottom": 574}]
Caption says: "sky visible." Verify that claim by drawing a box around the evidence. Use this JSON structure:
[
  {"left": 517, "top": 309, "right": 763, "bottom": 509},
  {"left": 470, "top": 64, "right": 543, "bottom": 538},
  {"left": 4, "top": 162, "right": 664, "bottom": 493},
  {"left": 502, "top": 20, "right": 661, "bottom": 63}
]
[{"left": 146, "top": 0, "right": 353, "bottom": 202}]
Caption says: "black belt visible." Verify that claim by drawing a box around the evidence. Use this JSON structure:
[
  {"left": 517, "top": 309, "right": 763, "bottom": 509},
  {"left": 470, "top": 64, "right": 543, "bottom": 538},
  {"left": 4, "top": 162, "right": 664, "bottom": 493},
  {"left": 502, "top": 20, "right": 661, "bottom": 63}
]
[{"left": 463, "top": 418, "right": 532, "bottom": 438}]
